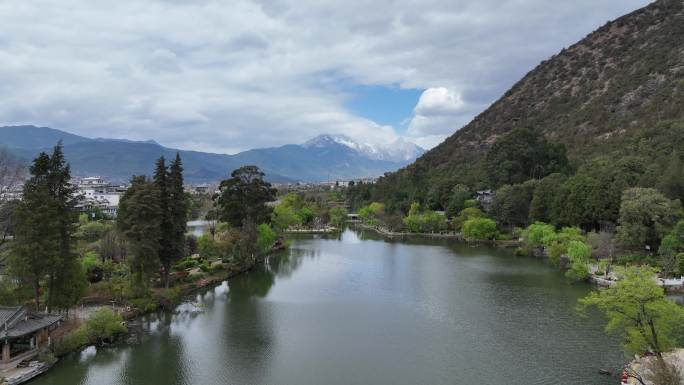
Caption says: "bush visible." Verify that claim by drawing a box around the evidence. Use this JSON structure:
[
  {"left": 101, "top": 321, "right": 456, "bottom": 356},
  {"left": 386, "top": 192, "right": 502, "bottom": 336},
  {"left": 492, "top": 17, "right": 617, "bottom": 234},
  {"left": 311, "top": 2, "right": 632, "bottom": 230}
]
[
  {"left": 83, "top": 308, "right": 127, "bottom": 344},
  {"left": 462, "top": 218, "right": 498, "bottom": 240},
  {"left": 256, "top": 224, "right": 277, "bottom": 254},
  {"left": 173, "top": 258, "right": 199, "bottom": 271},
  {"left": 129, "top": 297, "right": 158, "bottom": 313},
  {"left": 81, "top": 251, "right": 103, "bottom": 282},
  {"left": 198, "top": 235, "right": 219, "bottom": 259},
  {"left": 78, "top": 221, "right": 111, "bottom": 242},
  {"left": 52, "top": 328, "right": 88, "bottom": 356},
  {"left": 81, "top": 251, "right": 102, "bottom": 271},
  {"left": 329, "top": 207, "right": 348, "bottom": 228},
  {"left": 159, "top": 287, "right": 183, "bottom": 310},
  {"left": 199, "top": 261, "right": 212, "bottom": 272}
]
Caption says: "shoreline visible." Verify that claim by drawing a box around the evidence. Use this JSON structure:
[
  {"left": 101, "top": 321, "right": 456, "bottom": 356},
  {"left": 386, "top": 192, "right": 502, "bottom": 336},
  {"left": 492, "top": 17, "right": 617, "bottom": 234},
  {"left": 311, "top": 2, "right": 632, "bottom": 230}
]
[
  {"left": 17, "top": 251, "right": 285, "bottom": 385},
  {"left": 352, "top": 223, "right": 521, "bottom": 247}
]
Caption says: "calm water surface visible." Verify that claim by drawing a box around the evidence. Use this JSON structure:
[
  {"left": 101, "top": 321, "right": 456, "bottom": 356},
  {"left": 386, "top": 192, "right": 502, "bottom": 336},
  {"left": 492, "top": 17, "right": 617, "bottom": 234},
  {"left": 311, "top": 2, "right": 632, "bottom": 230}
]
[{"left": 32, "top": 229, "right": 623, "bottom": 385}]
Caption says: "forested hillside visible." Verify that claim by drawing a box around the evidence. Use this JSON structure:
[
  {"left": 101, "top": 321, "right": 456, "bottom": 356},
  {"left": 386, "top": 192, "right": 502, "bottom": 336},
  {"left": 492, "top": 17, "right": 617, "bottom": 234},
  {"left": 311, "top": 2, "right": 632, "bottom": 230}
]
[{"left": 352, "top": 0, "right": 684, "bottom": 231}]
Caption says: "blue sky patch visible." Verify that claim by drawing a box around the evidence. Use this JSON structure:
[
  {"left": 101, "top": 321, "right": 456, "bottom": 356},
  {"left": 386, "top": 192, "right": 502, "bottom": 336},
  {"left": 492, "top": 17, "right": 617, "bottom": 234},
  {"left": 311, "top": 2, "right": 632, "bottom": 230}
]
[{"left": 344, "top": 85, "right": 422, "bottom": 131}]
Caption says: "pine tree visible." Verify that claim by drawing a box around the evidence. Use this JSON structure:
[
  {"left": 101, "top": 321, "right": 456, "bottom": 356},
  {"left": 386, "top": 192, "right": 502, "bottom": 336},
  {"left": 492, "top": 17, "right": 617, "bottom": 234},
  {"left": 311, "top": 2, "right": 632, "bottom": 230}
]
[
  {"left": 9, "top": 143, "right": 83, "bottom": 311},
  {"left": 153, "top": 157, "right": 173, "bottom": 288},
  {"left": 165, "top": 153, "right": 187, "bottom": 288},
  {"left": 46, "top": 143, "right": 81, "bottom": 312},
  {"left": 118, "top": 176, "right": 162, "bottom": 295},
  {"left": 10, "top": 153, "right": 59, "bottom": 310}
]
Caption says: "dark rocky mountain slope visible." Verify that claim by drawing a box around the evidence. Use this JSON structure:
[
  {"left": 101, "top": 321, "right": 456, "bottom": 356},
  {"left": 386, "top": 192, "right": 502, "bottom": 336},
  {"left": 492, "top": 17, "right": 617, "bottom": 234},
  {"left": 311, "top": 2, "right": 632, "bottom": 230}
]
[{"left": 366, "top": 0, "right": 684, "bottom": 211}]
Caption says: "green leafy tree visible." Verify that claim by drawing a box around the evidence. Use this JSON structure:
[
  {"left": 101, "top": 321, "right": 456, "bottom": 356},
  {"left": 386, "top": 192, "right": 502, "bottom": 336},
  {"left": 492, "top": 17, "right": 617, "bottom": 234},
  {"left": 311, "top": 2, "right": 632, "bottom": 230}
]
[
  {"left": 522, "top": 222, "right": 556, "bottom": 247},
  {"left": 78, "top": 221, "right": 110, "bottom": 243},
  {"left": 565, "top": 240, "right": 591, "bottom": 281},
  {"left": 486, "top": 127, "right": 569, "bottom": 187},
  {"left": 117, "top": 176, "right": 162, "bottom": 294},
  {"left": 552, "top": 157, "right": 646, "bottom": 229},
  {"left": 358, "top": 202, "right": 385, "bottom": 225},
  {"left": 445, "top": 184, "right": 472, "bottom": 218},
  {"left": 272, "top": 204, "right": 301, "bottom": 231},
  {"left": 578, "top": 267, "right": 684, "bottom": 358},
  {"left": 658, "top": 151, "right": 684, "bottom": 204},
  {"left": 197, "top": 234, "right": 219, "bottom": 259},
  {"left": 215, "top": 166, "right": 275, "bottom": 266},
  {"left": 452, "top": 207, "right": 485, "bottom": 230},
  {"left": 256, "top": 224, "right": 277, "bottom": 254},
  {"left": 462, "top": 217, "right": 498, "bottom": 240},
  {"left": 408, "top": 202, "right": 421, "bottom": 216},
  {"left": 617, "top": 188, "right": 682, "bottom": 249},
  {"left": 543, "top": 226, "right": 585, "bottom": 266},
  {"left": 298, "top": 206, "right": 315, "bottom": 226},
  {"left": 329, "top": 207, "right": 348, "bottom": 228},
  {"left": 659, "top": 221, "right": 684, "bottom": 277},
  {"left": 215, "top": 166, "right": 276, "bottom": 228},
  {"left": 529, "top": 173, "right": 566, "bottom": 223},
  {"left": 491, "top": 180, "right": 536, "bottom": 228}
]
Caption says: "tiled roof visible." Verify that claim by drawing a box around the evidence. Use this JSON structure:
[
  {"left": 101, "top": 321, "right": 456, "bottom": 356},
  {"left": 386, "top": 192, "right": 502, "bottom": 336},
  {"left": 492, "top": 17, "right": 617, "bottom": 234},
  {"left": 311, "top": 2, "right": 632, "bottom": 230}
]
[
  {"left": 0, "top": 307, "right": 62, "bottom": 340},
  {"left": 0, "top": 306, "right": 26, "bottom": 329}
]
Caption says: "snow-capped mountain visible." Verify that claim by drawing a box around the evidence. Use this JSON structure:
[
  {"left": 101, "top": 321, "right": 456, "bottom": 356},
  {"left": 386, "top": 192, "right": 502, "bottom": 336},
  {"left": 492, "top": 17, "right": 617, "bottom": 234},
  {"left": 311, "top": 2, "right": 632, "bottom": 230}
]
[
  {"left": 0, "top": 126, "right": 425, "bottom": 183},
  {"left": 303, "top": 134, "right": 424, "bottom": 163}
]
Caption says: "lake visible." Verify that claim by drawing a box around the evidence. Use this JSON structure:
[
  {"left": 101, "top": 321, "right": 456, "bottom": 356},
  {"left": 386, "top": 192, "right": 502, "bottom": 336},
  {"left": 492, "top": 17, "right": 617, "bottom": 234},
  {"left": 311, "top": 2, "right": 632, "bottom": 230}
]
[{"left": 31, "top": 229, "right": 623, "bottom": 385}]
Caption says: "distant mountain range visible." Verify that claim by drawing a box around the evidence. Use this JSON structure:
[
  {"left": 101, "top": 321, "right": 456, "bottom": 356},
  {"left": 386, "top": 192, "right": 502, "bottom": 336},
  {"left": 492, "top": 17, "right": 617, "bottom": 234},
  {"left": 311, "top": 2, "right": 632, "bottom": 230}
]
[{"left": 0, "top": 126, "right": 424, "bottom": 183}]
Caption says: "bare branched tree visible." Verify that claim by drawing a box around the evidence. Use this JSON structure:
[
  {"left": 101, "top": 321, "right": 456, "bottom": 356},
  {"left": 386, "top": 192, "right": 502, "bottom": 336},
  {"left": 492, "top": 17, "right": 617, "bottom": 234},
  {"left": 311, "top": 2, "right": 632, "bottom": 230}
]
[{"left": 0, "top": 148, "right": 26, "bottom": 249}]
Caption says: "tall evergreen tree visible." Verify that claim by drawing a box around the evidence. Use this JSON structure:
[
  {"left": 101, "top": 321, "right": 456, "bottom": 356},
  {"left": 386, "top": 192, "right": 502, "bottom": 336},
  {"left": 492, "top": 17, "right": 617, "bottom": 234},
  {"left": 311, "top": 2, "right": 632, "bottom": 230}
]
[
  {"left": 118, "top": 176, "right": 162, "bottom": 294},
  {"left": 165, "top": 153, "right": 187, "bottom": 287},
  {"left": 9, "top": 143, "right": 83, "bottom": 311},
  {"left": 10, "top": 153, "right": 59, "bottom": 309},
  {"left": 153, "top": 157, "right": 173, "bottom": 287},
  {"left": 46, "top": 144, "right": 80, "bottom": 312}
]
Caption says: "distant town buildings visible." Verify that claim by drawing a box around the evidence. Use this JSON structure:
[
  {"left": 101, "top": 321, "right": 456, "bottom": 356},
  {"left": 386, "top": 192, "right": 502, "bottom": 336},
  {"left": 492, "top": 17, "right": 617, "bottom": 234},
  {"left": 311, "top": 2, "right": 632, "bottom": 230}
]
[
  {"left": 0, "top": 184, "right": 23, "bottom": 201},
  {"left": 74, "top": 177, "right": 127, "bottom": 218},
  {"left": 185, "top": 183, "right": 216, "bottom": 195},
  {"left": 276, "top": 177, "right": 378, "bottom": 192}
]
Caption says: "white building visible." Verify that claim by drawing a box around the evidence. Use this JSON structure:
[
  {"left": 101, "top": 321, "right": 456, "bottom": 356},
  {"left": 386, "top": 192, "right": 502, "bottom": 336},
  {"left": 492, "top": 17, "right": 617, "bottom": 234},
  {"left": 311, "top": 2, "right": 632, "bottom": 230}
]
[{"left": 74, "top": 177, "right": 125, "bottom": 218}]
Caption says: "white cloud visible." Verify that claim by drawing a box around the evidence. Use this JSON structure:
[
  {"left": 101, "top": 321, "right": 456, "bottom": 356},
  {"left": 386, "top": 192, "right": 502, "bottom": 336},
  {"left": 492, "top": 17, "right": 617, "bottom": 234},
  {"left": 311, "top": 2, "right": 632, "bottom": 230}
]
[
  {"left": 0, "top": 0, "right": 651, "bottom": 153},
  {"left": 414, "top": 87, "right": 464, "bottom": 116},
  {"left": 407, "top": 87, "right": 470, "bottom": 138}
]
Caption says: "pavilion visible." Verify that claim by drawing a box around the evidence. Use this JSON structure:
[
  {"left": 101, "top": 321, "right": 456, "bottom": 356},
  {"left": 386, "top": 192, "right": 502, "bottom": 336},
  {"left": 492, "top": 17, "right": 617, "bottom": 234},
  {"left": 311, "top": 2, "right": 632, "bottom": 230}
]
[{"left": 0, "top": 306, "right": 62, "bottom": 369}]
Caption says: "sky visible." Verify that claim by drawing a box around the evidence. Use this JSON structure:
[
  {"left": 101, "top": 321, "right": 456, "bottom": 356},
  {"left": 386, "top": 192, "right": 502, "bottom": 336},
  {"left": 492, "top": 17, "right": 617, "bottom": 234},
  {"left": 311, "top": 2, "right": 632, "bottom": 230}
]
[{"left": 0, "top": 0, "right": 652, "bottom": 154}]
